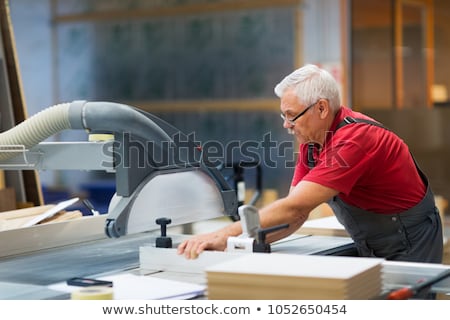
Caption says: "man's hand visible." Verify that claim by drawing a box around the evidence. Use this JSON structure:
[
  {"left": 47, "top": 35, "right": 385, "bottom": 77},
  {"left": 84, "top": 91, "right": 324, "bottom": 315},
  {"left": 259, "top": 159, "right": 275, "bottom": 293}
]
[{"left": 177, "top": 231, "right": 228, "bottom": 259}]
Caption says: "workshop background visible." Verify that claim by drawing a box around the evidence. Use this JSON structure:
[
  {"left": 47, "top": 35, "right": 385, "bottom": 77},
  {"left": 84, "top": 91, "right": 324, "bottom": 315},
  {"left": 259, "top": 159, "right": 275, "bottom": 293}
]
[{"left": 4, "top": 0, "right": 450, "bottom": 226}]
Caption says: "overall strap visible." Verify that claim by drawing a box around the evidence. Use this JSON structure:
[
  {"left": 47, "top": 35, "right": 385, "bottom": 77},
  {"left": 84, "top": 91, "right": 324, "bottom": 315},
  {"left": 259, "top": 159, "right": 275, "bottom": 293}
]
[
  {"left": 307, "top": 143, "right": 317, "bottom": 169},
  {"left": 335, "top": 116, "right": 387, "bottom": 131},
  {"left": 307, "top": 117, "right": 388, "bottom": 169}
]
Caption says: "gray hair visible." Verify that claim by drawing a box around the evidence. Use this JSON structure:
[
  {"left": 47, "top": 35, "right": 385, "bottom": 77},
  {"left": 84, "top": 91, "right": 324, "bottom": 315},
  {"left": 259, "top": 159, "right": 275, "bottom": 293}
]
[{"left": 274, "top": 64, "right": 341, "bottom": 112}]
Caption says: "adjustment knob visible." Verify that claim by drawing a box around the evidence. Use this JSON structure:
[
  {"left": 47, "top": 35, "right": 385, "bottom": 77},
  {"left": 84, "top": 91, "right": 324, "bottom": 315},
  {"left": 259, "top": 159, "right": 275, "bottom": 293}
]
[{"left": 155, "top": 217, "right": 172, "bottom": 248}]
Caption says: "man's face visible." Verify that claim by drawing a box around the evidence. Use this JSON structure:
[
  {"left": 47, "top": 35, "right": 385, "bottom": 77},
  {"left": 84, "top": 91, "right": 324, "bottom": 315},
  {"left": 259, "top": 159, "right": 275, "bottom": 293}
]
[{"left": 280, "top": 89, "right": 316, "bottom": 145}]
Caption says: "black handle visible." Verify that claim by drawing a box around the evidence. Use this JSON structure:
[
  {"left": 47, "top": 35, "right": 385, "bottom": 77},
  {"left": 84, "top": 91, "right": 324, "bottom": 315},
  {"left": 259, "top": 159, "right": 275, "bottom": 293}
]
[
  {"left": 155, "top": 217, "right": 172, "bottom": 248},
  {"left": 253, "top": 223, "right": 289, "bottom": 253},
  {"left": 156, "top": 217, "right": 171, "bottom": 237},
  {"left": 257, "top": 223, "right": 289, "bottom": 244}
]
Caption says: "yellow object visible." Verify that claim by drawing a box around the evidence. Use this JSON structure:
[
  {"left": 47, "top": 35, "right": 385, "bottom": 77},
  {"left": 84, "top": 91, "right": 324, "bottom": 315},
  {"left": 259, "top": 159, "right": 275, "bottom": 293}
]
[
  {"left": 88, "top": 134, "right": 114, "bottom": 142},
  {"left": 71, "top": 286, "right": 114, "bottom": 300}
]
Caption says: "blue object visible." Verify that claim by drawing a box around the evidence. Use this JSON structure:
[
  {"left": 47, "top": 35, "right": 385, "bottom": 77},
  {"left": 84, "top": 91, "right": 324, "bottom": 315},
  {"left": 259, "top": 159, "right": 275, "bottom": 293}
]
[{"left": 80, "top": 180, "right": 116, "bottom": 215}]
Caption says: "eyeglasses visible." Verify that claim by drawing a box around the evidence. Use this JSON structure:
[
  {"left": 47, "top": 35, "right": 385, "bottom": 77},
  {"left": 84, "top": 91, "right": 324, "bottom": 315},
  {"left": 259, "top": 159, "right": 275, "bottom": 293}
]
[{"left": 280, "top": 100, "right": 319, "bottom": 125}]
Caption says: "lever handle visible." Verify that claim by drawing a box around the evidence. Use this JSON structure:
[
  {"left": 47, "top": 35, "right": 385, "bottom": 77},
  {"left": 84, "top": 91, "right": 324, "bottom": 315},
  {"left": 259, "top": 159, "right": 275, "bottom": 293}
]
[
  {"left": 257, "top": 223, "right": 289, "bottom": 244},
  {"left": 253, "top": 223, "right": 289, "bottom": 253}
]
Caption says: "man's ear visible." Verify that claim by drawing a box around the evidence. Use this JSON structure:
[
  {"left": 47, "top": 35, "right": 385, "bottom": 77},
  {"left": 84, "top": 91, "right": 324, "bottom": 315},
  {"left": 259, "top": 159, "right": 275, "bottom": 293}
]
[{"left": 318, "top": 99, "right": 330, "bottom": 119}]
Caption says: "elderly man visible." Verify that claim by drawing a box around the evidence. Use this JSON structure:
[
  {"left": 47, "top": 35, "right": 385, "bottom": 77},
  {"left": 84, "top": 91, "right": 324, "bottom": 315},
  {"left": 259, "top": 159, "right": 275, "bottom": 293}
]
[{"left": 177, "top": 64, "right": 443, "bottom": 264}]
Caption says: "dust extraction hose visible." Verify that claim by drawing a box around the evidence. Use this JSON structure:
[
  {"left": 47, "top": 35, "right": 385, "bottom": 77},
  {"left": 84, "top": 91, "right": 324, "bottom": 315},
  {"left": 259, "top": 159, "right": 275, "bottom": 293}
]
[
  {"left": 0, "top": 102, "right": 71, "bottom": 161},
  {"left": 0, "top": 101, "right": 173, "bottom": 161}
]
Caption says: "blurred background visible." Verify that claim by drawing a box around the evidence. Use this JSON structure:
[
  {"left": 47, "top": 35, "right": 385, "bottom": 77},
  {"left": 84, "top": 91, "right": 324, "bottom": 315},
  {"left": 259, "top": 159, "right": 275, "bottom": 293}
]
[{"left": 3, "top": 0, "right": 450, "bottom": 216}]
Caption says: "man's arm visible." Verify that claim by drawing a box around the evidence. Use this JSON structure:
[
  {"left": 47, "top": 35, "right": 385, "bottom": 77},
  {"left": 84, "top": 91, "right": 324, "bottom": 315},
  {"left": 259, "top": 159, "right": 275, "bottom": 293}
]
[{"left": 177, "top": 181, "right": 339, "bottom": 259}]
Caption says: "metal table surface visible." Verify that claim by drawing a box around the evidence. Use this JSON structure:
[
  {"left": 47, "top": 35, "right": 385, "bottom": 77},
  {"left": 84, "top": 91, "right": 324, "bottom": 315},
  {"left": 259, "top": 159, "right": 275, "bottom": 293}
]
[
  {"left": 0, "top": 233, "right": 355, "bottom": 286},
  {"left": 0, "top": 232, "right": 154, "bottom": 286},
  {"left": 0, "top": 232, "right": 450, "bottom": 300},
  {"left": 0, "top": 232, "right": 356, "bottom": 299},
  {"left": 3, "top": 230, "right": 448, "bottom": 300}
]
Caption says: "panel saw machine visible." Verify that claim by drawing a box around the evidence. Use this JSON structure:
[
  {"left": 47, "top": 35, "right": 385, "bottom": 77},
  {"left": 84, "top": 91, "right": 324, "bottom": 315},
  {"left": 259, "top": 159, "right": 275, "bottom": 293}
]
[
  {"left": 0, "top": 100, "right": 449, "bottom": 299},
  {"left": 0, "top": 100, "right": 238, "bottom": 236}
]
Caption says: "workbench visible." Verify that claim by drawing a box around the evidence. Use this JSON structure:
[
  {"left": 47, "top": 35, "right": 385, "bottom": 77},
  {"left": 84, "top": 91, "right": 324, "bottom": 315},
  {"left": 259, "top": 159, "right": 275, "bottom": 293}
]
[
  {"left": 1, "top": 223, "right": 449, "bottom": 300},
  {"left": 0, "top": 226, "right": 355, "bottom": 300}
]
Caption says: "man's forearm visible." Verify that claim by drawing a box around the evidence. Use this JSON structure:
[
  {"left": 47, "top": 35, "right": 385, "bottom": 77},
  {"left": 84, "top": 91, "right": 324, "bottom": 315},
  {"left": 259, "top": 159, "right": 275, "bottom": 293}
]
[
  {"left": 259, "top": 197, "right": 309, "bottom": 243},
  {"left": 217, "top": 220, "right": 243, "bottom": 238}
]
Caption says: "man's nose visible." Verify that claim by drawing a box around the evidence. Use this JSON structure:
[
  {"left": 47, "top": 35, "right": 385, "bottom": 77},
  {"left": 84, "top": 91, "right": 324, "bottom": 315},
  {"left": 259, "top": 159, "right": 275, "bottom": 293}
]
[{"left": 282, "top": 119, "right": 293, "bottom": 129}]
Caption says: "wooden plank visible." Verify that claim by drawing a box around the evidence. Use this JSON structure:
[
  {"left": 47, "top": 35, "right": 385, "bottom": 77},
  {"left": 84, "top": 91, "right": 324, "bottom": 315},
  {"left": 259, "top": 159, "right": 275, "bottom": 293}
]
[
  {"left": 0, "top": 170, "right": 5, "bottom": 189},
  {"left": 424, "top": 0, "right": 434, "bottom": 109},
  {"left": 297, "top": 216, "right": 349, "bottom": 237},
  {"left": 131, "top": 98, "right": 280, "bottom": 113},
  {"left": 205, "top": 254, "right": 383, "bottom": 299},
  {"left": 340, "top": 0, "right": 350, "bottom": 107},
  {"left": 53, "top": 0, "right": 303, "bottom": 23},
  {"left": 39, "top": 210, "right": 83, "bottom": 224},
  {"left": 0, "top": 0, "right": 43, "bottom": 206},
  {"left": 0, "top": 215, "right": 107, "bottom": 257},
  {"left": 0, "top": 207, "right": 83, "bottom": 231},
  {"left": 293, "top": 5, "right": 303, "bottom": 69},
  {"left": 0, "top": 187, "right": 16, "bottom": 211},
  {"left": 0, "top": 204, "right": 53, "bottom": 219},
  {"left": 394, "top": 0, "right": 404, "bottom": 109},
  {"left": 0, "top": 204, "right": 55, "bottom": 231}
]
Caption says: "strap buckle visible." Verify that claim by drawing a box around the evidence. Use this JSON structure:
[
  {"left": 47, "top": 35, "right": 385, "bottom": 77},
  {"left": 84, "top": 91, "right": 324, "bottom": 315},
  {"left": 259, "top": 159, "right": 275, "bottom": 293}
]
[{"left": 343, "top": 117, "right": 355, "bottom": 124}]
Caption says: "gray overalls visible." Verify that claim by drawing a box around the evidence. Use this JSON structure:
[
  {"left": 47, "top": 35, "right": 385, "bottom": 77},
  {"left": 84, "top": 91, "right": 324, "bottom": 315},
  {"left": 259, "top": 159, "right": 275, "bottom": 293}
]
[{"left": 312, "top": 117, "right": 443, "bottom": 263}]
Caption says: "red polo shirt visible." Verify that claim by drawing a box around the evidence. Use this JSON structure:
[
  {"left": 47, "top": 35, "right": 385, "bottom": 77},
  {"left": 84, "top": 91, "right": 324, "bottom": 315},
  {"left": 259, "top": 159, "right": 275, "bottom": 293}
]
[{"left": 291, "top": 106, "right": 426, "bottom": 214}]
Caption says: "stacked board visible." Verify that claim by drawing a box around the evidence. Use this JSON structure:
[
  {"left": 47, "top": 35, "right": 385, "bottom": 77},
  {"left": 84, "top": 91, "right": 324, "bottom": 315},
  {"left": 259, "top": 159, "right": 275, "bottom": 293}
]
[{"left": 206, "top": 253, "right": 383, "bottom": 300}]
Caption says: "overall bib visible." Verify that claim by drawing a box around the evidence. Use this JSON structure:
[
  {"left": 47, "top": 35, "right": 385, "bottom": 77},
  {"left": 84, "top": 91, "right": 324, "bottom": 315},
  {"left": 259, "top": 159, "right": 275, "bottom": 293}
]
[{"left": 314, "top": 117, "right": 443, "bottom": 263}]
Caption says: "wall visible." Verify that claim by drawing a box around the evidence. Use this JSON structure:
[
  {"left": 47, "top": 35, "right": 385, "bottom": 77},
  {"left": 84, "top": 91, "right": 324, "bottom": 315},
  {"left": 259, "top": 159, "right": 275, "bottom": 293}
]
[
  {"left": 17, "top": 0, "right": 449, "bottom": 209},
  {"left": 8, "top": 0, "right": 58, "bottom": 191},
  {"left": 8, "top": 0, "right": 305, "bottom": 200},
  {"left": 434, "top": 0, "right": 450, "bottom": 95},
  {"left": 366, "top": 107, "right": 450, "bottom": 203}
]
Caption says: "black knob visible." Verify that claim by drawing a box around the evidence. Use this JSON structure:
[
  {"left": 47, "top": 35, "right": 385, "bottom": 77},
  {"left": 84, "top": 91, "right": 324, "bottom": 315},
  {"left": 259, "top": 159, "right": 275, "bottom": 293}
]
[
  {"left": 156, "top": 217, "right": 171, "bottom": 237},
  {"left": 155, "top": 217, "right": 172, "bottom": 248}
]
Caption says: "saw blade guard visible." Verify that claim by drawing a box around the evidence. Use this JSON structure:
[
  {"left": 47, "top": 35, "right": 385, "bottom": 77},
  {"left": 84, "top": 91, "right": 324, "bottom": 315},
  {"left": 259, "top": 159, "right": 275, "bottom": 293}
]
[{"left": 105, "top": 169, "right": 229, "bottom": 237}]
